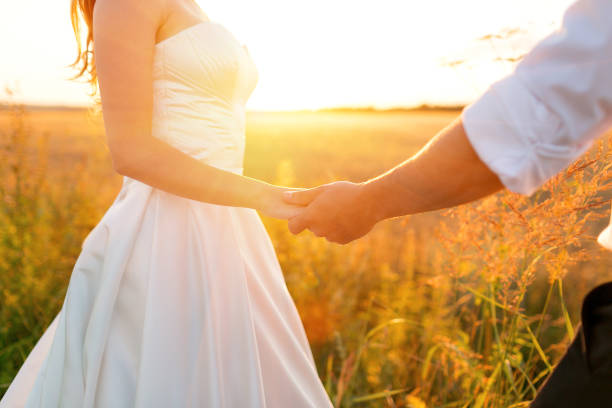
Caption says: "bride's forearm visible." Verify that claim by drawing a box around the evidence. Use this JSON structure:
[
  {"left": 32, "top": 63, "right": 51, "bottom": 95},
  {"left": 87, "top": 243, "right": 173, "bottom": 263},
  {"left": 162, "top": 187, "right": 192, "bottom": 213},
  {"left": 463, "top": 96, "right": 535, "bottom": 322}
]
[
  {"left": 363, "top": 118, "right": 504, "bottom": 220},
  {"left": 111, "top": 135, "right": 274, "bottom": 210}
]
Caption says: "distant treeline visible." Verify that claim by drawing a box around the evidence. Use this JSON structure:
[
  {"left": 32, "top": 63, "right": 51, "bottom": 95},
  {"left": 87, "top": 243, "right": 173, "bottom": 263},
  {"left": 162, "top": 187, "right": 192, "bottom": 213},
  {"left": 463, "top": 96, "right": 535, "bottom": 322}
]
[
  {"left": 312, "top": 104, "right": 465, "bottom": 113},
  {"left": 0, "top": 103, "right": 465, "bottom": 114},
  {"left": 0, "top": 104, "right": 88, "bottom": 112}
]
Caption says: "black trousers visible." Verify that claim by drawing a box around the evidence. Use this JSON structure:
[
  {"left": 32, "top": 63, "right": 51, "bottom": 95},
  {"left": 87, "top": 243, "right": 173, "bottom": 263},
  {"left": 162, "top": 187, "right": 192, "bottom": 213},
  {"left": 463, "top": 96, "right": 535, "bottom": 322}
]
[{"left": 530, "top": 281, "right": 612, "bottom": 407}]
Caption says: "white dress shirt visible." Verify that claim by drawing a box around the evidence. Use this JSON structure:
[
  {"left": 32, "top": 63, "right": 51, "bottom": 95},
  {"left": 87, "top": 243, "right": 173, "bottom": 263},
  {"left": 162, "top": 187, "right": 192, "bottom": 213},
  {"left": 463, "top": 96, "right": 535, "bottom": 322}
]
[{"left": 462, "top": 0, "right": 612, "bottom": 251}]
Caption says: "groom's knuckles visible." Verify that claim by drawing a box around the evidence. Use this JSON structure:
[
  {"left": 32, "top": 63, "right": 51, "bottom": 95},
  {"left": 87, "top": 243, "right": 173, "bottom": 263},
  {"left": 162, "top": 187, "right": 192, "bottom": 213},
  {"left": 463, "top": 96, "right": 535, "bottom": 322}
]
[
  {"left": 330, "top": 233, "right": 350, "bottom": 245},
  {"left": 326, "top": 235, "right": 340, "bottom": 244},
  {"left": 329, "top": 232, "right": 345, "bottom": 244},
  {"left": 287, "top": 218, "right": 300, "bottom": 234},
  {"left": 289, "top": 214, "right": 311, "bottom": 234},
  {"left": 338, "top": 236, "right": 352, "bottom": 245},
  {"left": 311, "top": 228, "right": 325, "bottom": 238},
  {"left": 288, "top": 221, "right": 305, "bottom": 235}
]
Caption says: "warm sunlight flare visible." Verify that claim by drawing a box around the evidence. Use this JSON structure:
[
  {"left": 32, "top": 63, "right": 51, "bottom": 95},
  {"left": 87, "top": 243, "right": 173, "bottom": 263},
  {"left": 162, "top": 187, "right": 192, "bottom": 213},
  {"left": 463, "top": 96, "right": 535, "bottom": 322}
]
[
  {"left": 2, "top": 0, "right": 612, "bottom": 406},
  {"left": 2, "top": 0, "right": 573, "bottom": 110}
]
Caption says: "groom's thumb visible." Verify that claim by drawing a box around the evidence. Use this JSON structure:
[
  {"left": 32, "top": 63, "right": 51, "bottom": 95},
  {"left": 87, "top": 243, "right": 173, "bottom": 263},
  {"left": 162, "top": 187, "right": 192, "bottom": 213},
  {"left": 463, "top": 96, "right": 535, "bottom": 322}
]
[{"left": 283, "top": 187, "right": 325, "bottom": 206}]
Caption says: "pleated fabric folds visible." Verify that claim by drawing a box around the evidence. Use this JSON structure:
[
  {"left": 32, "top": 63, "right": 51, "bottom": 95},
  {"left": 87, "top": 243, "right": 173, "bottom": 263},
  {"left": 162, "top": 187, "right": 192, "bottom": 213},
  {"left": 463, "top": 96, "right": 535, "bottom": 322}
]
[{"left": 1, "top": 178, "right": 332, "bottom": 407}]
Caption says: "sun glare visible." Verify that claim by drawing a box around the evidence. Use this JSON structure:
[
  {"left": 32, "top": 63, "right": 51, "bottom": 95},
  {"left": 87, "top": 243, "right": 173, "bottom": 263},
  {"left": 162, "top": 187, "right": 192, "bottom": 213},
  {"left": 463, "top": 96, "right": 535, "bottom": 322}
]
[{"left": 0, "top": 0, "right": 573, "bottom": 110}]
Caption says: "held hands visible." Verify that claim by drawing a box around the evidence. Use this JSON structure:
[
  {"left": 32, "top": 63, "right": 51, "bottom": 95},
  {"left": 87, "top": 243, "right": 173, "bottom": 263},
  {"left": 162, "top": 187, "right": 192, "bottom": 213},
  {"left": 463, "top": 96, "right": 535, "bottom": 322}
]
[
  {"left": 282, "top": 181, "right": 383, "bottom": 244},
  {"left": 257, "top": 185, "right": 305, "bottom": 220},
  {"left": 257, "top": 181, "right": 384, "bottom": 244}
]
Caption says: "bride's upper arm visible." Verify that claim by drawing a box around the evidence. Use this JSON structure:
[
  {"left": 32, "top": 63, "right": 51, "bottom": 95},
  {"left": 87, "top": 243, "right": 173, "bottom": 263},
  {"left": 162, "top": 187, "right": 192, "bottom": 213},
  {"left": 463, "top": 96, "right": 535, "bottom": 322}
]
[{"left": 93, "top": 0, "right": 164, "bottom": 172}]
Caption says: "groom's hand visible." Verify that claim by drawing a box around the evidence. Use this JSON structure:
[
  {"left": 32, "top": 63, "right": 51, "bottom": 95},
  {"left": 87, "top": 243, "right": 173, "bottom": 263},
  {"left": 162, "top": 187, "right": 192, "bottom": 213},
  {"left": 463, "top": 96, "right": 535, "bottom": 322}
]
[{"left": 283, "top": 181, "right": 382, "bottom": 244}]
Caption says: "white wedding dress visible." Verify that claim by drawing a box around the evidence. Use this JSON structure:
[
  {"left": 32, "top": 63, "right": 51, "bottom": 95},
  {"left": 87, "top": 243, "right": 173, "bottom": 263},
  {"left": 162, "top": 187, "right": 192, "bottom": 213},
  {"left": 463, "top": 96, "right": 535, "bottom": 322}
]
[{"left": 0, "top": 21, "right": 333, "bottom": 408}]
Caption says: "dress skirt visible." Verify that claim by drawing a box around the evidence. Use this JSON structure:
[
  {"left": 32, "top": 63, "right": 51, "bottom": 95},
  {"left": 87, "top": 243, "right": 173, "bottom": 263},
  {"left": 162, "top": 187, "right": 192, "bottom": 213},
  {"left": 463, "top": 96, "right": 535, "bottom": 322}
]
[{"left": 0, "top": 176, "right": 333, "bottom": 408}]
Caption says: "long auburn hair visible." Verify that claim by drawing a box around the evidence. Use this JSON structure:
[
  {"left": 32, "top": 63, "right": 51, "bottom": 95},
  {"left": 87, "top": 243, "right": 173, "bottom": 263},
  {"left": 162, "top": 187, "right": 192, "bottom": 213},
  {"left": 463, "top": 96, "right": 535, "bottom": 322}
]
[{"left": 70, "top": 0, "right": 98, "bottom": 97}]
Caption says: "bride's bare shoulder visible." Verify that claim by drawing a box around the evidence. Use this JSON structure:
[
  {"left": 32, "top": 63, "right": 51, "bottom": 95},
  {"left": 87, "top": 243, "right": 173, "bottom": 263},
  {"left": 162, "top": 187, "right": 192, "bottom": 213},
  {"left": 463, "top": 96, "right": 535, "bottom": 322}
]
[{"left": 93, "top": 0, "right": 166, "bottom": 40}]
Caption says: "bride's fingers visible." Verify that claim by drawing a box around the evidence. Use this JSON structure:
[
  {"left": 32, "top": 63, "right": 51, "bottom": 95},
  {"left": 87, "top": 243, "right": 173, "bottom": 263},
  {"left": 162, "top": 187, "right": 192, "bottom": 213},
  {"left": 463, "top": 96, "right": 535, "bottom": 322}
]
[{"left": 283, "top": 186, "right": 325, "bottom": 206}]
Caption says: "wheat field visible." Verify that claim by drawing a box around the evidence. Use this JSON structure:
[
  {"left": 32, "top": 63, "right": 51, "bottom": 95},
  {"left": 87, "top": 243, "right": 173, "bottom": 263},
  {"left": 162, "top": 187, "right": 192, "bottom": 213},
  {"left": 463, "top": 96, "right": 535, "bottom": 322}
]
[{"left": 1, "top": 105, "right": 611, "bottom": 407}]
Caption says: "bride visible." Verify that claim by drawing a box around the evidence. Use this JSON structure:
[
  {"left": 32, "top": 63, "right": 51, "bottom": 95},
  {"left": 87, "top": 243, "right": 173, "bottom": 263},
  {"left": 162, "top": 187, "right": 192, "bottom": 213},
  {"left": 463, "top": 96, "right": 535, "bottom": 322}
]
[{"left": 0, "top": 0, "right": 333, "bottom": 406}]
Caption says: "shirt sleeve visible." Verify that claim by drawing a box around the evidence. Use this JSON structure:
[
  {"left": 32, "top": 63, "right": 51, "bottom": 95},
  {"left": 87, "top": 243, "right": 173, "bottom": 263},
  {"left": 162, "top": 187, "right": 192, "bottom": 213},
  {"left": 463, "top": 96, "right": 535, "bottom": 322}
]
[{"left": 461, "top": 0, "right": 612, "bottom": 195}]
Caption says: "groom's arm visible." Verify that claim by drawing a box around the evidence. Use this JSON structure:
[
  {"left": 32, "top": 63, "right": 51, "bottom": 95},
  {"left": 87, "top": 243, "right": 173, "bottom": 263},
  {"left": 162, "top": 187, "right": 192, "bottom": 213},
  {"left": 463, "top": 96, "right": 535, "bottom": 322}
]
[
  {"left": 362, "top": 118, "right": 505, "bottom": 217},
  {"left": 285, "top": 0, "right": 612, "bottom": 244},
  {"left": 283, "top": 120, "right": 503, "bottom": 243}
]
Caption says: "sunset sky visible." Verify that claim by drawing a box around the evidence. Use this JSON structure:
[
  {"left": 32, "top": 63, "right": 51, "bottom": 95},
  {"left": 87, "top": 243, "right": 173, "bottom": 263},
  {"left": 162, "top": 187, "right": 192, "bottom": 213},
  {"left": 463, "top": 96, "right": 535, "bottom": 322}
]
[{"left": 1, "top": 0, "right": 573, "bottom": 110}]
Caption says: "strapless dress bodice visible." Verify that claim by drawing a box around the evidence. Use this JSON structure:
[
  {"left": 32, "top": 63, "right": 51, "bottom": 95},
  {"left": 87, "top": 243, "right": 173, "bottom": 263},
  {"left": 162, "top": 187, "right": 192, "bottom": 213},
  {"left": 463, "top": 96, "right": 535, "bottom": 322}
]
[{"left": 152, "top": 22, "right": 258, "bottom": 175}]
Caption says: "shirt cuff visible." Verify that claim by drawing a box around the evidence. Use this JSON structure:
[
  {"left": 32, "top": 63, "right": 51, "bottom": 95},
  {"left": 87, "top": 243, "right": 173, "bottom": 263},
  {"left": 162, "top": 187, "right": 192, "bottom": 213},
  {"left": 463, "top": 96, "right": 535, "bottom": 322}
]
[{"left": 462, "top": 74, "right": 587, "bottom": 195}]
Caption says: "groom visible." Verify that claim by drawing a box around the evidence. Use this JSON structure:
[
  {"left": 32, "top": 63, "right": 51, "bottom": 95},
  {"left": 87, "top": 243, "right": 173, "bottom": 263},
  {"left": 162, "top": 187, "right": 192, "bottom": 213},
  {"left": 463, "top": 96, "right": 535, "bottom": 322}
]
[{"left": 283, "top": 0, "right": 612, "bottom": 406}]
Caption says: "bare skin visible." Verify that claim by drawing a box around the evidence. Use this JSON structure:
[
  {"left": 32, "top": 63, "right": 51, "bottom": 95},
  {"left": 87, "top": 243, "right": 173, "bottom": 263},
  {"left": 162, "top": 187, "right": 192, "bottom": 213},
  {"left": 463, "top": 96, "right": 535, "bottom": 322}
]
[
  {"left": 283, "top": 118, "right": 505, "bottom": 244},
  {"left": 93, "top": 0, "right": 302, "bottom": 219}
]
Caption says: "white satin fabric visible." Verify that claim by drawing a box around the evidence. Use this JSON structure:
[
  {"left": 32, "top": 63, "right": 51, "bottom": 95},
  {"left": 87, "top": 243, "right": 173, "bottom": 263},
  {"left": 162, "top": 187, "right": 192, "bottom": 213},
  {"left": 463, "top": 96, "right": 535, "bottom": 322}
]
[{"left": 0, "top": 21, "right": 333, "bottom": 408}]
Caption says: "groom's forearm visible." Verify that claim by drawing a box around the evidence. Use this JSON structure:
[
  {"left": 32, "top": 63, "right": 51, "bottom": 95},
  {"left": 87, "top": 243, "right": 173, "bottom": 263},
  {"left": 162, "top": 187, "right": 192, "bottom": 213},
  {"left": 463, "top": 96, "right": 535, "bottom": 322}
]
[{"left": 363, "top": 118, "right": 504, "bottom": 221}]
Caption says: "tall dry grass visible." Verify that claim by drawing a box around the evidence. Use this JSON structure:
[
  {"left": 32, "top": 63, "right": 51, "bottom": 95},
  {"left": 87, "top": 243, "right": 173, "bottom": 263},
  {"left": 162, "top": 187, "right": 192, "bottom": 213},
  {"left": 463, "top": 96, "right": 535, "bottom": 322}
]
[
  {"left": 0, "top": 99, "right": 112, "bottom": 389},
  {"left": 0, "top": 102, "right": 610, "bottom": 407},
  {"left": 260, "top": 120, "right": 611, "bottom": 407}
]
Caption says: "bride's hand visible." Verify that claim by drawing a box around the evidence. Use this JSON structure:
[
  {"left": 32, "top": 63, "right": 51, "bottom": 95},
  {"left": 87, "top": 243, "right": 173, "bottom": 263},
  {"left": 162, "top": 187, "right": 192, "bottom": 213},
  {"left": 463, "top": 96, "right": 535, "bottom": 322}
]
[{"left": 257, "top": 185, "right": 305, "bottom": 220}]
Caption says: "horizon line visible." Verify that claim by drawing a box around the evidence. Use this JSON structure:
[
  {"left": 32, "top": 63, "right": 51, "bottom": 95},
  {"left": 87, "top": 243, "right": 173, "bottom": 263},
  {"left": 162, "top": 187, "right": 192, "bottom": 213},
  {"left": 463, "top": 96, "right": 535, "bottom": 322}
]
[{"left": 0, "top": 102, "right": 466, "bottom": 113}]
